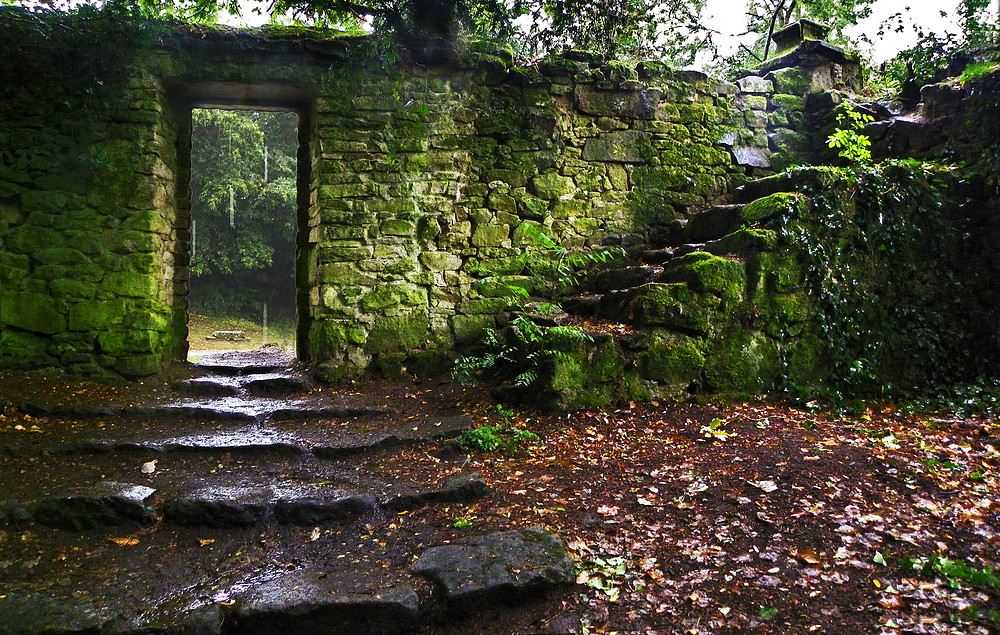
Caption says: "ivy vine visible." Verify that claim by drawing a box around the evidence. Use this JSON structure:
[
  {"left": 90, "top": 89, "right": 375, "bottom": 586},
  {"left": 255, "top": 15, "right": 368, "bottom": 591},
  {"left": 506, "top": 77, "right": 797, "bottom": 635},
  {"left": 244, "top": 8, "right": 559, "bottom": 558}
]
[{"left": 773, "top": 161, "right": 987, "bottom": 397}]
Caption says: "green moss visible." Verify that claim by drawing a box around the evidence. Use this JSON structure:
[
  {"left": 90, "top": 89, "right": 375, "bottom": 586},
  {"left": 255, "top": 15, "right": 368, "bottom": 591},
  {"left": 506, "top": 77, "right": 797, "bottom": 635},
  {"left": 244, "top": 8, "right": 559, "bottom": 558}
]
[
  {"left": 0, "top": 291, "right": 66, "bottom": 334},
  {"left": 0, "top": 330, "right": 55, "bottom": 369},
  {"left": 742, "top": 192, "right": 804, "bottom": 223},
  {"left": 768, "top": 67, "right": 812, "bottom": 95},
  {"left": 770, "top": 94, "right": 805, "bottom": 112},
  {"left": 360, "top": 283, "right": 425, "bottom": 312},
  {"left": 365, "top": 314, "right": 430, "bottom": 354},
  {"left": 625, "top": 282, "right": 721, "bottom": 335},
  {"left": 659, "top": 252, "right": 745, "bottom": 307},
  {"left": 637, "top": 332, "right": 705, "bottom": 395},
  {"left": 706, "top": 228, "right": 778, "bottom": 255},
  {"left": 308, "top": 320, "right": 366, "bottom": 361},
  {"left": 702, "top": 329, "right": 780, "bottom": 393}
]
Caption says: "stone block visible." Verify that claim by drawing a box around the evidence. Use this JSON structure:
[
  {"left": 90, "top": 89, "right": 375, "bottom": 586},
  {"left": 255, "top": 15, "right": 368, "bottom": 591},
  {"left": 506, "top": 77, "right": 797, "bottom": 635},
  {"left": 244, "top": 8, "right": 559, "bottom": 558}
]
[
  {"left": 581, "top": 131, "right": 651, "bottom": 163},
  {"left": 0, "top": 291, "right": 66, "bottom": 334}
]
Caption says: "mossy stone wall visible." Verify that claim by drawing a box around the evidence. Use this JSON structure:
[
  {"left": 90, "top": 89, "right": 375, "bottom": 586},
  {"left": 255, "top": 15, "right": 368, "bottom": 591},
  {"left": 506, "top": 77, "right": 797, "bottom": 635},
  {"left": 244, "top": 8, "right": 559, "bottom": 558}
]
[{"left": 0, "top": 14, "right": 817, "bottom": 378}]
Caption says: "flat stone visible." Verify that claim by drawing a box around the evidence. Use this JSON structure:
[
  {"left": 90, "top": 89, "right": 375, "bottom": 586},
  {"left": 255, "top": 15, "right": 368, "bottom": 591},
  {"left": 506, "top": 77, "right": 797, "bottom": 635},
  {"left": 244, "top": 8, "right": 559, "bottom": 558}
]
[
  {"left": 47, "top": 439, "right": 118, "bottom": 455},
  {"left": 392, "top": 416, "right": 471, "bottom": 441},
  {"left": 150, "top": 429, "right": 306, "bottom": 455},
  {"left": 384, "top": 472, "right": 489, "bottom": 512},
  {"left": 274, "top": 488, "right": 377, "bottom": 525},
  {"left": 230, "top": 571, "right": 419, "bottom": 635},
  {"left": 0, "top": 593, "right": 111, "bottom": 634},
  {"left": 411, "top": 527, "right": 575, "bottom": 602},
  {"left": 128, "top": 602, "right": 223, "bottom": 634},
  {"left": 172, "top": 377, "right": 241, "bottom": 398},
  {"left": 736, "top": 75, "right": 774, "bottom": 94},
  {"left": 124, "top": 404, "right": 257, "bottom": 422},
  {"left": 161, "top": 486, "right": 271, "bottom": 527},
  {"left": 32, "top": 481, "right": 156, "bottom": 530},
  {"left": 244, "top": 374, "right": 313, "bottom": 397},
  {"left": 195, "top": 349, "right": 293, "bottom": 375},
  {"left": 732, "top": 146, "right": 771, "bottom": 168},
  {"left": 21, "top": 403, "right": 123, "bottom": 418},
  {"left": 312, "top": 433, "right": 402, "bottom": 459},
  {"left": 270, "top": 404, "right": 395, "bottom": 420}
]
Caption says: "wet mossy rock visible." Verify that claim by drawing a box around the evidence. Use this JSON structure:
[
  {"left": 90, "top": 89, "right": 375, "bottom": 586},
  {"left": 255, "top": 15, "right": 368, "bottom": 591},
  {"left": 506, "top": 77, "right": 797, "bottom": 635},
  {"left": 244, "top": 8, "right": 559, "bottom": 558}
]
[{"left": 703, "top": 329, "right": 781, "bottom": 394}]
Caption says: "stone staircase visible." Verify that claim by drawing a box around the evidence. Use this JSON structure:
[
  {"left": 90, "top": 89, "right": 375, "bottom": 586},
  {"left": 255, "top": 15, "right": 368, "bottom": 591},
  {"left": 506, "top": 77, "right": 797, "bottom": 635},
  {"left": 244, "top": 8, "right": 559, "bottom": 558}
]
[
  {"left": 515, "top": 174, "right": 815, "bottom": 408},
  {"left": 0, "top": 350, "right": 575, "bottom": 634}
]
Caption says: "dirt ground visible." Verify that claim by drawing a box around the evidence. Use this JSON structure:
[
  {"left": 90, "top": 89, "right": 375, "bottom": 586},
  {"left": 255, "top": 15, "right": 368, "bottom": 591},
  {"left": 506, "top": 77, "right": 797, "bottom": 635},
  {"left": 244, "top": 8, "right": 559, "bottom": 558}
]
[{"left": 0, "top": 369, "right": 998, "bottom": 634}]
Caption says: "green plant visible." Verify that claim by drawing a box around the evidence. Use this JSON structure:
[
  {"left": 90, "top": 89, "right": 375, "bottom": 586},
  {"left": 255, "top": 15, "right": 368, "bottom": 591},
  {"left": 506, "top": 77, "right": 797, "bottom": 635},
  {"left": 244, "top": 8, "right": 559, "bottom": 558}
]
[
  {"left": 900, "top": 554, "right": 1000, "bottom": 593},
  {"left": 452, "top": 316, "right": 593, "bottom": 387},
  {"left": 826, "top": 103, "right": 875, "bottom": 164},
  {"left": 455, "top": 228, "right": 620, "bottom": 389},
  {"left": 459, "top": 424, "right": 539, "bottom": 454}
]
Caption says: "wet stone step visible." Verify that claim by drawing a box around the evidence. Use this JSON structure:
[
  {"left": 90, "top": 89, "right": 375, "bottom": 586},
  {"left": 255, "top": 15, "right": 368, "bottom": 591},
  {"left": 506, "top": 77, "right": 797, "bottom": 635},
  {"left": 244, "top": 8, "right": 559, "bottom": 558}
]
[
  {"left": 383, "top": 472, "right": 489, "bottom": 512},
  {"left": 243, "top": 374, "right": 313, "bottom": 397},
  {"left": 683, "top": 204, "right": 745, "bottom": 243},
  {"left": 411, "top": 527, "right": 575, "bottom": 603},
  {"left": 31, "top": 481, "right": 156, "bottom": 531},
  {"left": 229, "top": 572, "right": 419, "bottom": 635},
  {"left": 269, "top": 404, "right": 396, "bottom": 420},
  {"left": 140, "top": 429, "right": 308, "bottom": 455},
  {"left": 161, "top": 485, "right": 272, "bottom": 528},
  {"left": 172, "top": 377, "right": 241, "bottom": 398},
  {"left": 273, "top": 488, "right": 378, "bottom": 525},
  {"left": 0, "top": 593, "right": 112, "bottom": 635},
  {"left": 585, "top": 265, "right": 660, "bottom": 293}
]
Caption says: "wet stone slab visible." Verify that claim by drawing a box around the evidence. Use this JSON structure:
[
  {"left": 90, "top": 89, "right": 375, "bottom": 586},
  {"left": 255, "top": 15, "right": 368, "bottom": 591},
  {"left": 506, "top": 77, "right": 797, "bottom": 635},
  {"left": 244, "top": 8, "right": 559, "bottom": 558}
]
[
  {"left": 273, "top": 487, "right": 378, "bottom": 525},
  {"left": 0, "top": 593, "right": 111, "bottom": 635},
  {"left": 229, "top": 571, "right": 420, "bottom": 635},
  {"left": 172, "top": 377, "right": 242, "bottom": 398},
  {"left": 142, "top": 428, "right": 308, "bottom": 455},
  {"left": 243, "top": 374, "right": 313, "bottom": 397},
  {"left": 383, "top": 472, "right": 489, "bottom": 512},
  {"left": 31, "top": 481, "right": 156, "bottom": 531},
  {"left": 411, "top": 527, "right": 575, "bottom": 602},
  {"left": 161, "top": 486, "right": 272, "bottom": 527}
]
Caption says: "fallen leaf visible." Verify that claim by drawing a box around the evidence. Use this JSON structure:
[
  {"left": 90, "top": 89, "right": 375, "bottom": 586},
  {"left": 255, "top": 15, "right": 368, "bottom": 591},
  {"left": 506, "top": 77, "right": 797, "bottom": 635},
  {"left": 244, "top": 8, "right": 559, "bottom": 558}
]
[
  {"left": 198, "top": 538, "right": 215, "bottom": 547},
  {"left": 109, "top": 537, "right": 139, "bottom": 546}
]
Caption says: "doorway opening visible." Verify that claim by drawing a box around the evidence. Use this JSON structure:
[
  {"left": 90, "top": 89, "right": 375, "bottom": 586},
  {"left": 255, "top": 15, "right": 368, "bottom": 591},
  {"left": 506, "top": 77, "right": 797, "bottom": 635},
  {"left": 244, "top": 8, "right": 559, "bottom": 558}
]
[{"left": 185, "top": 108, "right": 299, "bottom": 362}]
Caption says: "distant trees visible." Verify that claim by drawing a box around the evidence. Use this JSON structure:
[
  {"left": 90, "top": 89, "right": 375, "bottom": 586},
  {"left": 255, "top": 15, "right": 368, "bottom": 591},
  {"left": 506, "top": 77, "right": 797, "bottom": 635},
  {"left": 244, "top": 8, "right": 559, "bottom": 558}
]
[{"left": 188, "top": 109, "right": 298, "bottom": 321}]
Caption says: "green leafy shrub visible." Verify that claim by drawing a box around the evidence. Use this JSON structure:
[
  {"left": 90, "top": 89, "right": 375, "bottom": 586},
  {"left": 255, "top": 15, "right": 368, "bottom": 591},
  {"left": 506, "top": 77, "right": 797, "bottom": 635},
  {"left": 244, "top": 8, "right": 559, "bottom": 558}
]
[
  {"left": 459, "top": 424, "right": 539, "bottom": 454},
  {"left": 826, "top": 103, "right": 874, "bottom": 164}
]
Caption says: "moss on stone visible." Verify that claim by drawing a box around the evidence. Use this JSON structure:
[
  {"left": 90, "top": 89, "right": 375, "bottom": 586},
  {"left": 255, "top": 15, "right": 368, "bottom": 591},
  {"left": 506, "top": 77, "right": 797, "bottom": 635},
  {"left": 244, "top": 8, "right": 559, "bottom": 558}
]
[
  {"left": 702, "top": 329, "right": 780, "bottom": 393},
  {"left": 625, "top": 282, "right": 721, "bottom": 335},
  {"left": 360, "top": 283, "right": 425, "bottom": 312},
  {"left": 659, "top": 252, "right": 745, "bottom": 307},
  {"left": 365, "top": 314, "right": 430, "bottom": 354},
  {"left": 742, "top": 192, "right": 802, "bottom": 223},
  {"left": 706, "top": 228, "right": 778, "bottom": 255},
  {"left": 0, "top": 291, "right": 66, "bottom": 334},
  {"left": 636, "top": 332, "right": 705, "bottom": 395}
]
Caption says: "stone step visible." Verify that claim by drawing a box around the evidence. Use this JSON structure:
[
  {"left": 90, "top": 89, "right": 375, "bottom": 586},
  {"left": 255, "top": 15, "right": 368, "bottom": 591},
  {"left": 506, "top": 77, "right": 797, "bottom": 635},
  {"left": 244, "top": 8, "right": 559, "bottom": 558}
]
[
  {"left": 43, "top": 416, "right": 469, "bottom": 460},
  {"left": 583, "top": 265, "right": 661, "bottom": 293},
  {"left": 683, "top": 204, "right": 745, "bottom": 243},
  {"left": 27, "top": 472, "right": 489, "bottom": 531},
  {"left": 0, "top": 527, "right": 575, "bottom": 635}
]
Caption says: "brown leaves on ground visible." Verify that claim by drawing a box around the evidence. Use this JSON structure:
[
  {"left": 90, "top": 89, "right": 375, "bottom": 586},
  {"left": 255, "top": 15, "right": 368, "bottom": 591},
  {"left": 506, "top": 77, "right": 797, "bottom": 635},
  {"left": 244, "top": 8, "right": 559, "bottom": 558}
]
[{"left": 461, "top": 399, "right": 1000, "bottom": 634}]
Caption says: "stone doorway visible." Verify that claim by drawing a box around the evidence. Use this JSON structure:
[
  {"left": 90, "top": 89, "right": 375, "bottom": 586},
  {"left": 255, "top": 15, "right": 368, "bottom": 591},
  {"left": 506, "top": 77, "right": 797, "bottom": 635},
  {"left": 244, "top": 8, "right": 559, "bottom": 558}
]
[
  {"left": 185, "top": 107, "right": 299, "bottom": 361},
  {"left": 169, "top": 84, "right": 317, "bottom": 365}
]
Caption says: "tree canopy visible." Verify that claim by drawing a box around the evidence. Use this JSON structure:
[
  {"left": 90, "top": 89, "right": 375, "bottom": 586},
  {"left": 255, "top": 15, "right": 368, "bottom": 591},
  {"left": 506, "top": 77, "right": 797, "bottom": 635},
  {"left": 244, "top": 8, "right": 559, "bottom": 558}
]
[
  {"left": 188, "top": 109, "right": 299, "bottom": 320},
  {"left": 7, "top": 0, "right": 996, "bottom": 70}
]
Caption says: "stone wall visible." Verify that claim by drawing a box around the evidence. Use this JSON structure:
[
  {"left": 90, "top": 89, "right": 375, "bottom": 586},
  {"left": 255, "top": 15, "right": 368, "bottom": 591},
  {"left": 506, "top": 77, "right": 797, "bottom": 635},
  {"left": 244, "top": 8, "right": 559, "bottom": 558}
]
[{"left": 0, "top": 13, "right": 903, "bottom": 383}]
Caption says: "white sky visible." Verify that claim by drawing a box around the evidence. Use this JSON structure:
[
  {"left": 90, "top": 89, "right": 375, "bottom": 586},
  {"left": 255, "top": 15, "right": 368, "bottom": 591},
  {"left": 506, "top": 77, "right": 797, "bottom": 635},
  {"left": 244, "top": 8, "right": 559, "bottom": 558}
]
[
  {"left": 703, "top": 0, "right": 976, "bottom": 64},
  {"left": 223, "top": 0, "right": 991, "bottom": 66}
]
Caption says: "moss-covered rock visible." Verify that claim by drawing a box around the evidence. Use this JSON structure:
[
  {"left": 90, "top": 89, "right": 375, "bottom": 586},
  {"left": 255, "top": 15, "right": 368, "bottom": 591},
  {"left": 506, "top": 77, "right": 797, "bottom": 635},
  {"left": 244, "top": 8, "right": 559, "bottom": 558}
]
[
  {"left": 636, "top": 332, "right": 705, "bottom": 395},
  {"left": 705, "top": 228, "right": 778, "bottom": 256},
  {"left": 741, "top": 192, "right": 803, "bottom": 223},
  {"left": 364, "top": 314, "right": 430, "bottom": 354},
  {"left": 624, "top": 282, "right": 721, "bottom": 335},
  {"left": 702, "top": 329, "right": 780, "bottom": 393},
  {"left": 658, "top": 252, "right": 745, "bottom": 307},
  {"left": 0, "top": 291, "right": 66, "bottom": 334}
]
